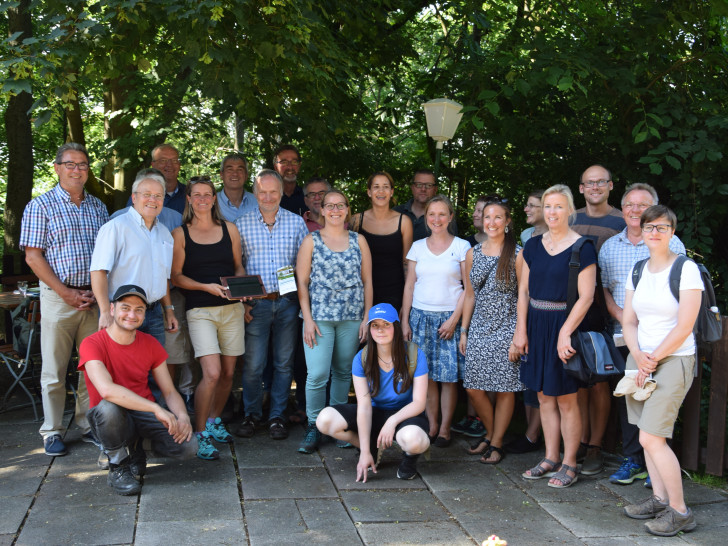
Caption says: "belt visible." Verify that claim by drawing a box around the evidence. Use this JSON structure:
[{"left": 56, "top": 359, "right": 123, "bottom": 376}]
[
  {"left": 529, "top": 298, "right": 567, "bottom": 311},
  {"left": 66, "top": 284, "right": 92, "bottom": 291},
  {"left": 263, "top": 291, "right": 281, "bottom": 300}
]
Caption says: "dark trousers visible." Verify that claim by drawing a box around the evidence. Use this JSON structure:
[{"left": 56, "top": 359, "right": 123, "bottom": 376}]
[{"left": 617, "top": 346, "right": 644, "bottom": 465}]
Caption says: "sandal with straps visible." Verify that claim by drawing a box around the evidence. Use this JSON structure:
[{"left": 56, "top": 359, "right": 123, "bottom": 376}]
[
  {"left": 467, "top": 436, "right": 491, "bottom": 455},
  {"left": 522, "top": 458, "right": 562, "bottom": 480},
  {"left": 479, "top": 445, "right": 504, "bottom": 465},
  {"left": 548, "top": 463, "right": 579, "bottom": 488}
]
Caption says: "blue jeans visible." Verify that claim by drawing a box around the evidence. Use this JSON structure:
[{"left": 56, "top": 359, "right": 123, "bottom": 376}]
[
  {"left": 242, "top": 295, "right": 300, "bottom": 420},
  {"left": 303, "top": 320, "right": 359, "bottom": 424},
  {"left": 140, "top": 302, "right": 165, "bottom": 346}
]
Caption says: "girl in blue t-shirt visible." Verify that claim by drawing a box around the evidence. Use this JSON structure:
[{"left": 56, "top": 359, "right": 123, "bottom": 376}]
[{"left": 316, "top": 303, "right": 430, "bottom": 482}]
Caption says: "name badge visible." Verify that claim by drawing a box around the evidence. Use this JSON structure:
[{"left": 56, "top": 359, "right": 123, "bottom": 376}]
[{"left": 276, "top": 266, "right": 297, "bottom": 295}]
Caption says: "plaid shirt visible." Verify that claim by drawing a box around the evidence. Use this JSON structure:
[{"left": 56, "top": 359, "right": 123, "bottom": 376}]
[
  {"left": 599, "top": 227, "right": 686, "bottom": 309},
  {"left": 20, "top": 184, "right": 109, "bottom": 287},
  {"left": 235, "top": 207, "right": 308, "bottom": 293}
]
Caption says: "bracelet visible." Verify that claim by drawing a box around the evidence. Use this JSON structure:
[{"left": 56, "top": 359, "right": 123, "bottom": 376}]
[
  {"left": 461, "top": 328, "right": 469, "bottom": 335},
  {"left": 164, "top": 305, "right": 175, "bottom": 311}
]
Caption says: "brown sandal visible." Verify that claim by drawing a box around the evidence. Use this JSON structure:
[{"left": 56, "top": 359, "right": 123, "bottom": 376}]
[
  {"left": 522, "top": 458, "right": 562, "bottom": 480},
  {"left": 547, "top": 463, "right": 579, "bottom": 488}
]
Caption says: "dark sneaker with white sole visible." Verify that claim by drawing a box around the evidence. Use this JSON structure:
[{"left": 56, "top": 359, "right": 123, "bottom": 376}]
[{"left": 397, "top": 453, "right": 420, "bottom": 480}]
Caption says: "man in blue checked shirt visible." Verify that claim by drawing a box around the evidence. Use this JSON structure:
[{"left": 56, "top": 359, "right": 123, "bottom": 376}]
[
  {"left": 20, "top": 142, "right": 110, "bottom": 458},
  {"left": 234, "top": 169, "right": 308, "bottom": 440}
]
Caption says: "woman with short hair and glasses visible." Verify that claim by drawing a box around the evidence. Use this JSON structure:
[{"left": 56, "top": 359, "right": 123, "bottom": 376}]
[
  {"left": 296, "top": 189, "right": 373, "bottom": 454},
  {"left": 351, "top": 172, "right": 413, "bottom": 313},
  {"left": 620, "top": 205, "right": 702, "bottom": 537},
  {"left": 521, "top": 190, "right": 547, "bottom": 245},
  {"left": 171, "top": 177, "right": 246, "bottom": 460}
]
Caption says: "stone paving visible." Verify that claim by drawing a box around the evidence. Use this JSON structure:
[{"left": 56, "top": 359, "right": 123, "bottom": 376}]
[{"left": 1, "top": 405, "right": 727, "bottom": 545}]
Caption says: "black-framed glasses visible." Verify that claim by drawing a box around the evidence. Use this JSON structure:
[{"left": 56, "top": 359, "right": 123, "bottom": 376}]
[
  {"left": 642, "top": 224, "right": 672, "bottom": 233},
  {"left": 582, "top": 179, "right": 610, "bottom": 188},
  {"left": 57, "top": 161, "right": 89, "bottom": 171},
  {"left": 275, "top": 159, "right": 301, "bottom": 167},
  {"left": 305, "top": 190, "right": 327, "bottom": 199}
]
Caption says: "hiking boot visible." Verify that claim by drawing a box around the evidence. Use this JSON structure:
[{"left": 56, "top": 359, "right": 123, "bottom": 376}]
[
  {"left": 129, "top": 441, "right": 147, "bottom": 479},
  {"left": 196, "top": 431, "right": 220, "bottom": 460},
  {"left": 645, "top": 506, "right": 696, "bottom": 537},
  {"left": 269, "top": 417, "right": 288, "bottom": 440},
  {"left": 206, "top": 417, "right": 233, "bottom": 443},
  {"left": 581, "top": 446, "right": 604, "bottom": 476},
  {"left": 624, "top": 495, "right": 668, "bottom": 520},
  {"left": 397, "top": 453, "right": 420, "bottom": 480},
  {"left": 234, "top": 416, "right": 259, "bottom": 438},
  {"left": 609, "top": 457, "right": 648, "bottom": 484},
  {"left": 298, "top": 422, "right": 322, "bottom": 454},
  {"left": 108, "top": 461, "right": 142, "bottom": 496},
  {"left": 44, "top": 434, "right": 67, "bottom": 457}
]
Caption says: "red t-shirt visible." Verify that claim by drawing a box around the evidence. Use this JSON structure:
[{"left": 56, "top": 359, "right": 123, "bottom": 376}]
[{"left": 78, "top": 329, "right": 168, "bottom": 408}]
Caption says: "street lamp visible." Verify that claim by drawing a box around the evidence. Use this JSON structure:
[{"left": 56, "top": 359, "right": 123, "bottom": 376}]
[{"left": 423, "top": 98, "right": 463, "bottom": 180}]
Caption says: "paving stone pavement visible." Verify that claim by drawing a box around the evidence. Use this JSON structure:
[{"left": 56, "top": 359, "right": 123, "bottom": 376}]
[{"left": 1, "top": 406, "right": 726, "bottom": 545}]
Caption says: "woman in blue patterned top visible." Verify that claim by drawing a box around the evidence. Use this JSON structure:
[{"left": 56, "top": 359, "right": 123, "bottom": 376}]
[{"left": 296, "top": 189, "right": 373, "bottom": 454}]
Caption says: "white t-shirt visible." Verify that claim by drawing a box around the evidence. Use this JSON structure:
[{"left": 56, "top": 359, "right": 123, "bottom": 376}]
[
  {"left": 407, "top": 237, "right": 470, "bottom": 312},
  {"left": 626, "top": 258, "right": 704, "bottom": 355}
]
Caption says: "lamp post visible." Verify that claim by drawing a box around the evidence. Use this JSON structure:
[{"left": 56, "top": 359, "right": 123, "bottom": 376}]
[{"left": 423, "top": 98, "right": 463, "bottom": 180}]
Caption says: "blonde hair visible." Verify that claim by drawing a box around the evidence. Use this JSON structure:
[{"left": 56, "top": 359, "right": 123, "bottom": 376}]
[{"left": 542, "top": 184, "right": 577, "bottom": 225}]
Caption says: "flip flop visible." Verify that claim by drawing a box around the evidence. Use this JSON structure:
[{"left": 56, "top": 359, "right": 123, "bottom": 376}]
[
  {"left": 522, "top": 458, "right": 562, "bottom": 480},
  {"left": 547, "top": 463, "right": 579, "bottom": 488}
]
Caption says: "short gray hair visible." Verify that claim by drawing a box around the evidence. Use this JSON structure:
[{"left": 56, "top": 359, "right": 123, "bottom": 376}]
[
  {"left": 132, "top": 168, "right": 166, "bottom": 194},
  {"left": 254, "top": 169, "right": 283, "bottom": 194},
  {"left": 304, "top": 177, "right": 331, "bottom": 194},
  {"left": 55, "top": 142, "right": 89, "bottom": 164},
  {"left": 621, "top": 183, "right": 659, "bottom": 206},
  {"left": 151, "top": 143, "right": 180, "bottom": 161}
]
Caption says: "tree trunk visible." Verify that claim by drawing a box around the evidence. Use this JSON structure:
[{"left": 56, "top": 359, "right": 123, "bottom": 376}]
[{"left": 3, "top": 0, "right": 34, "bottom": 274}]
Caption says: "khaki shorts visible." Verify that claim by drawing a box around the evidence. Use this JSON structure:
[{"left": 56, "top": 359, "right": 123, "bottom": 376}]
[
  {"left": 625, "top": 353, "right": 694, "bottom": 438},
  {"left": 187, "top": 303, "right": 245, "bottom": 358},
  {"left": 165, "top": 289, "right": 193, "bottom": 364}
]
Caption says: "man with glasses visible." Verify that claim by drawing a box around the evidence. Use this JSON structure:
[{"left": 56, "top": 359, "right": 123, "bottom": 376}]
[
  {"left": 20, "top": 142, "right": 110, "bottom": 457},
  {"left": 572, "top": 164, "right": 627, "bottom": 477},
  {"left": 217, "top": 152, "right": 257, "bottom": 222},
  {"left": 126, "top": 144, "right": 186, "bottom": 214},
  {"left": 599, "top": 183, "right": 685, "bottom": 487},
  {"left": 395, "top": 169, "right": 458, "bottom": 241},
  {"left": 274, "top": 144, "right": 308, "bottom": 216},
  {"left": 234, "top": 170, "right": 308, "bottom": 440},
  {"left": 91, "top": 171, "right": 178, "bottom": 346},
  {"left": 302, "top": 177, "right": 331, "bottom": 232}
]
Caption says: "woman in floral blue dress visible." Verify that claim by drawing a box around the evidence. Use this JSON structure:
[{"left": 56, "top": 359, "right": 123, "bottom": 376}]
[{"left": 296, "top": 189, "right": 373, "bottom": 453}]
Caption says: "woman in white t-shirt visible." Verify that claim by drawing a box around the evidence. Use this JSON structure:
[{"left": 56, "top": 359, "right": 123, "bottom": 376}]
[
  {"left": 621, "top": 205, "right": 702, "bottom": 538},
  {"left": 401, "top": 195, "right": 470, "bottom": 447}
]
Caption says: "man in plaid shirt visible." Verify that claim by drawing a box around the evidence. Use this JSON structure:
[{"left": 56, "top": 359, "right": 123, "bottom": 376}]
[{"left": 20, "top": 143, "right": 109, "bottom": 457}]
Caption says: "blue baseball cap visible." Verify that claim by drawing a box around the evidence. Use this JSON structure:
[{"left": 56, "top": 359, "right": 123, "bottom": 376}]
[{"left": 367, "top": 303, "right": 399, "bottom": 324}]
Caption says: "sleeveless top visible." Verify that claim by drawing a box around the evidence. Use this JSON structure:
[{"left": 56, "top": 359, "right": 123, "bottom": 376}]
[
  {"left": 181, "top": 222, "right": 237, "bottom": 310},
  {"left": 307, "top": 230, "right": 364, "bottom": 321},
  {"left": 357, "top": 211, "right": 405, "bottom": 309}
]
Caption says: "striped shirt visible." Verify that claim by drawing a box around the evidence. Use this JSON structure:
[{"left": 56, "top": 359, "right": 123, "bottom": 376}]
[
  {"left": 20, "top": 184, "right": 109, "bottom": 287},
  {"left": 235, "top": 207, "right": 308, "bottom": 293}
]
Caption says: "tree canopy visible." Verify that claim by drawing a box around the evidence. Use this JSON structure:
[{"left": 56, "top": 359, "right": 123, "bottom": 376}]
[{"left": 2, "top": 0, "right": 728, "bottom": 301}]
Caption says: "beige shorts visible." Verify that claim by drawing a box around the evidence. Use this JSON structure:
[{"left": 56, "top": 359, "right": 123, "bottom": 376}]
[
  {"left": 164, "top": 289, "right": 193, "bottom": 364},
  {"left": 186, "top": 302, "right": 245, "bottom": 358},
  {"left": 625, "top": 353, "right": 694, "bottom": 438}
]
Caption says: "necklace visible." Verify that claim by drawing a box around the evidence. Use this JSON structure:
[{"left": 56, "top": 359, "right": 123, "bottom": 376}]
[
  {"left": 547, "top": 233, "right": 569, "bottom": 252},
  {"left": 378, "top": 355, "right": 393, "bottom": 365}
]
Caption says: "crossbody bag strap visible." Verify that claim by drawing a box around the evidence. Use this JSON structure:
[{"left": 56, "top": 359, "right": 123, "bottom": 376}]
[{"left": 566, "top": 237, "right": 587, "bottom": 315}]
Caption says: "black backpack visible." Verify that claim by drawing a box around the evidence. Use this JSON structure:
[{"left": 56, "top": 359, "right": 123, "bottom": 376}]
[{"left": 631, "top": 255, "right": 723, "bottom": 344}]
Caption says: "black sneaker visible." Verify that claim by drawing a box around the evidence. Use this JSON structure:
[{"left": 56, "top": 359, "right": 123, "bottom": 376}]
[
  {"left": 234, "top": 416, "right": 259, "bottom": 438},
  {"left": 108, "top": 461, "right": 142, "bottom": 496},
  {"left": 504, "top": 434, "right": 543, "bottom": 454},
  {"left": 298, "top": 423, "right": 322, "bottom": 453},
  {"left": 397, "top": 453, "right": 420, "bottom": 480},
  {"left": 269, "top": 417, "right": 288, "bottom": 440}
]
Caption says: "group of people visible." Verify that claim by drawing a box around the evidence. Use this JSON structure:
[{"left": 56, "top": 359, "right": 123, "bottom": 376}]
[{"left": 19, "top": 145, "right": 701, "bottom": 537}]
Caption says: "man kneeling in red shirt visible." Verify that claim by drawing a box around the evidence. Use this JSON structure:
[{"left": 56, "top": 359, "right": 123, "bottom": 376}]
[{"left": 79, "top": 285, "right": 197, "bottom": 495}]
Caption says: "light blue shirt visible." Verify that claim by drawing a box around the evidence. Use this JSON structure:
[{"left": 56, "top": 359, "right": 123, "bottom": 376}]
[
  {"left": 217, "top": 189, "right": 258, "bottom": 222},
  {"left": 235, "top": 207, "right": 308, "bottom": 293},
  {"left": 91, "top": 207, "right": 174, "bottom": 303},
  {"left": 111, "top": 206, "right": 182, "bottom": 232}
]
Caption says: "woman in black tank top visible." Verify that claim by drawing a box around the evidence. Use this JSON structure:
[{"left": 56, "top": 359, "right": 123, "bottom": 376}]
[
  {"left": 351, "top": 172, "right": 413, "bottom": 313},
  {"left": 171, "top": 177, "right": 246, "bottom": 461}
]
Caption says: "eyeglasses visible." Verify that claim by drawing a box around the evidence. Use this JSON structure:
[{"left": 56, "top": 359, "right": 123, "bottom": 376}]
[
  {"left": 623, "top": 202, "right": 651, "bottom": 210},
  {"left": 413, "top": 183, "right": 436, "bottom": 190},
  {"left": 189, "top": 176, "right": 212, "bottom": 183},
  {"left": 135, "top": 192, "right": 164, "bottom": 201},
  {"left": 57, "top": 161, "right": 89, "bottom": 171},
  {"left": 305, "top": 190, "right": 327, "bottom": 199},
  {"left": 275, "top": 159, "right": 301, "bottom": 167},
  {"left": 581, "top": 179, "right": 610, "bottom": 188},
  {"left": 152, "top": 158, "right": 180, "bottom": 166},
  {"left": 323, "top": 202, "right": 347, "bottom": 211},
  {"left": 642, "top": 224, "right": 672, "bottom": 233}
]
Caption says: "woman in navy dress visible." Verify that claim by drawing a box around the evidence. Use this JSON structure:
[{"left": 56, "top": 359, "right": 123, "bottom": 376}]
[{"left": 512, "top": 184, "right": 596, "bottom": 488}]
